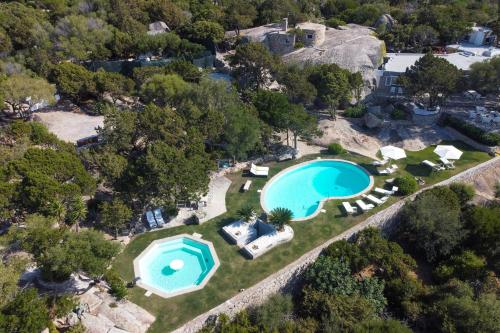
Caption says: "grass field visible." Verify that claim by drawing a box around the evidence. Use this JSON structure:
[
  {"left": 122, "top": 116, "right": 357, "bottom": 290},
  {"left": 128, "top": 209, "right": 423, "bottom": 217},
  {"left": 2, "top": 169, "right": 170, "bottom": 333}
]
[{"left": 112, "top": 140, "right": 490, "bottom": 332}]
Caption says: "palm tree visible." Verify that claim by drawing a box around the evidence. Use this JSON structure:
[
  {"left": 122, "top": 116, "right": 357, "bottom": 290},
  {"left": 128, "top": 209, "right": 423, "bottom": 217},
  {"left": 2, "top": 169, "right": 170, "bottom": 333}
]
[
  {"left": 67, "top": 197, "right": 87, "bottom": 233},
  {"left": 268, "top": 207, "right": 293, "bottom": 232},
  {"left": 237, "top": 205, "right": 256, "bottom": 223},
  {"left": 48, "top": 199, "right": 66, "bottom": 227}
]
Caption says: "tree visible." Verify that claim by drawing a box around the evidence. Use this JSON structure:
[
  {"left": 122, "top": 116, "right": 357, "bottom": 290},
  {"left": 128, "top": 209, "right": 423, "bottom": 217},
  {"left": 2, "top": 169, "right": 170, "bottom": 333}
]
[
  {"left": 250, "top": 294, "right": 294, "bottom": 331},
  {"left": 186, "top": 20, "right": 224, "bottom": 48},
  {"left": 394, "top": 175, "right": 418, "bottom": 195},
  {"left": 398, "top": 53, "right": 461, "bottom": 107},
  {"left": 164, "top": 60, "right": 202, "bottom": 83},
  {"left": 449, "top": 183, "right": 475, "bottom": 206},
  {"left": 288, "top": 104, "right": 319, "bottom": 149},
  {"left": 140, "top": 74, "right": 191, "bottom": 107},
  {"left": 53, "top": 15, "right": 113, "bottom": 60},
  {"left": 434, "top": 250, "right": 487, "bottom": 282},
  {"left": 278, "top": 65, "right": 317, "bottom": 105},
  {"left": 353, "top": 319, "right": 412, "bottom": 333},
  {"left": 229, "top": 43, "right": 279, "bottom": 91},
  {"left": 268, "top": 207, "right": 293, "bottom": 231},
  {"left": 252, "top": 90, "right": 291, "bottom": 144},
  {"left": 396, "top": 186, "right": 464, "bottom": 262},
  {"left": 223, "top": 0, "right": 257, "bottom": 34},
  {"left": 94, "top": 69, "right": 135, "bottom": 104},
  {"left": 237, "top": 205, "right": 256, "bottom": 223},
  {"left": 66, "top": 196, "right": 87, "bottom": 232},
  {"left": 0, "top": 258, "right": 26, "bottom": 308},
  {"left": 223, "top": 105, "right": 261, "bottom": 160},
  {"left": 50, "top": 62, "right": 97, "bottom": 102},
  {"left": 0, "top": 288, "right": 49, "bottom": 333},
  {"left": 100, "top": 199, "right": 132, "bottom": 239},
  {"left": 468, "top": 56, "right": 500, "bottom": 94},
  {"left": 349, "top": 72, "right": 364, "bottom": 103},
  {"left": 1, "top": 74, "right": 55, "bottom": 119},
  {"left": 308, "top": 64, "right": 352, "bottom": 119}
]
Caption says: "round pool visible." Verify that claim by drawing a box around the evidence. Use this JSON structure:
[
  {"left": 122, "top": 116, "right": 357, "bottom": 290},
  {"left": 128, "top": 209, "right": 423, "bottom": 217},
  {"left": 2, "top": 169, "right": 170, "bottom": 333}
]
[
  {"left": 261, "top": 159, "right": 373, "bottom": 220},
  {"left": 133, "top": 235, "right": 220, "bottom": 298}
]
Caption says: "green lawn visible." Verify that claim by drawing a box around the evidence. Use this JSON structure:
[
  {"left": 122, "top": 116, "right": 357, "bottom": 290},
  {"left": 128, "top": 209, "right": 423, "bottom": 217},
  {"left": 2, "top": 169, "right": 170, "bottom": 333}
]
[{"left": 112, "top": 140, "right": 490, "bottom": 332}]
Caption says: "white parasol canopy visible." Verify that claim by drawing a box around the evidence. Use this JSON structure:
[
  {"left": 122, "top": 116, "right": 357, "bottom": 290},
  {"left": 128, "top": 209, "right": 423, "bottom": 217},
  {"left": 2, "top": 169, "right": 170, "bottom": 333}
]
[
  {"left": 434, "top": 145, "right": 463, "bottom": 160},
  {"left": 380, "top": 145, "right": 407, "bottom": 160}
]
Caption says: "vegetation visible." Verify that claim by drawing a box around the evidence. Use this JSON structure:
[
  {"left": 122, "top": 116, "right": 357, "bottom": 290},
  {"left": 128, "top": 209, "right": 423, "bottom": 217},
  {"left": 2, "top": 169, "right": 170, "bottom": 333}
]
[
  {"left": 344, "top": 104, "right": 367, "bottom": 118},
  {"left": 112, "top": 143, "right": 490, "bottom": 332},
  {"left": 440, "top": 114, "right": 500, "bottom": 146},
  {"left": 394, "top": 175, "right": 418, "bottom": 195},
  {"left": 268, "top": 207, "right": 293, "bottom": 231},
  {"left": 327, "top": 143, "right": 346, "bottom": 155},
  {"left": 201, "top": 184, "right": 499, "bottom": 333}
]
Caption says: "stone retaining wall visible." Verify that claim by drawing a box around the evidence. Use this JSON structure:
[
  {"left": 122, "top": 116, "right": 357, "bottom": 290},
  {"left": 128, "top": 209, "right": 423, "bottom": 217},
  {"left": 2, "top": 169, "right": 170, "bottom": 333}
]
[{"left": 172, "top": 156, "right": 500, "bottom": 333}]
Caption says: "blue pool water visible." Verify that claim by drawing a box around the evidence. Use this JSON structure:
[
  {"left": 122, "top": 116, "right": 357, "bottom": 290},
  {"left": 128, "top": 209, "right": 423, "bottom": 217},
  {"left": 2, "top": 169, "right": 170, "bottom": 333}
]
[
  {"left": 138, "top": 237, "right": 216, "bottom": 294},
  {"left": 262, "top": 160, "right": 371, "bottom": 219}
]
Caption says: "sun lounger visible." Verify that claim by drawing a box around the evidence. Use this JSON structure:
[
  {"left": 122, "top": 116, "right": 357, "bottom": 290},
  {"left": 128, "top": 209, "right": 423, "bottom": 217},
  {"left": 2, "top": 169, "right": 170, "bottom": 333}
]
[
  {"left": 422, "top": 160, "right": 445, "bottom": 171},
  {"left": 439, "top": 157, "right": 455, "bottom": 169},
  {"left": 385, "top": 178, "right": 395, "bottom": 184},
  {"left": 153, "top": 208, "right": 165, "bottom": 227},
  {"left": 362, "top": 194, "right": 386, "bottom": 205},
  {"left": 356, "top": 199, "right": 375, "bottom": 212},
  {"left": 378, "top": 169, "right": 389, "bottom": 175},
  {"left": 242, "top": 180, "right": 252, "bottom": 191},
  {"left": 379, "top": 166, "right": 397, "bottom": 174},
  {"left": 342, "top": 202, "right": 358, "bottom": 215},
  {"left": 250, "top": 163, "right": 269, "bottom": 177},
  {"left": 145, "top": 211, "right": 157, "bottom": 229},
  {"left": 374, "top": 186, "right": 398, "bottom": 195}
]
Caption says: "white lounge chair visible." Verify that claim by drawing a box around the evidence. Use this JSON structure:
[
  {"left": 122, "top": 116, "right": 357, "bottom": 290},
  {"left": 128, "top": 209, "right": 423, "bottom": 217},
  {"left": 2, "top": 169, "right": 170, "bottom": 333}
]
[
  {"left": 356, "top": 199, "right": 375, "bottom": 212},
  {"left": 242, "top": 180, "right": 252, "bottom": 191},
  {"left": 379, "top": 164, "right": 397, "bottom": 174},
  {"left": 342, "top": 202, "right": 358, "bottom": 215},
  {"left": 385, "top": 178, "right": 395, "bottom": 184},
  {"left": 439, "top": 157, "right": 455, "bottom": 169},
  {"left": 422, "top": 160, "right": 445, "bottom": 171},
  {"left": 374, "top": 186, "right": 398, "bottom": 195},
  {"left": 250, "top": 163, "right": 269, "bottom": 177},
  {"left": 362, "top": 194, "right": 387, "bottom": 205}
]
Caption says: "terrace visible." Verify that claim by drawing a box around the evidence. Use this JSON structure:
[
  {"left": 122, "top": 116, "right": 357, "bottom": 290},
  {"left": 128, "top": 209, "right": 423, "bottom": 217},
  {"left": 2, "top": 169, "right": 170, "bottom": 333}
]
[{"left": 112, "top": 140, "right": 490, "bottom": 333}]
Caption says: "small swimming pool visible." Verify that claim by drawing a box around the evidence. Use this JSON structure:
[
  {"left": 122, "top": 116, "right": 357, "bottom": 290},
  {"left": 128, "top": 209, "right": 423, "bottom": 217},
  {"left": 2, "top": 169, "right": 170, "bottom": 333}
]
[
  {"left": 133, "top": 235, "right": 220, "bottom": 298},
  {"left": 261, "top": 160, "right": 373, "bottom": 220}
]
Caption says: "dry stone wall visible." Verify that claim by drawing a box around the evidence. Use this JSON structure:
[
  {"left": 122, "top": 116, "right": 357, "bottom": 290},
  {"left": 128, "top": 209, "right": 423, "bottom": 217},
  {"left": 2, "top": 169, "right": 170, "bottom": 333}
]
[{"left": 172, "top": 156, "right": 500, "bottom": 333}]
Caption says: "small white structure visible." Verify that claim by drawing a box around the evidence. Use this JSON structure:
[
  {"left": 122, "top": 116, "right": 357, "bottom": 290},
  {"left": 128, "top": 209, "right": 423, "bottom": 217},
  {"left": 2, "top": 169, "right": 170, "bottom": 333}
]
[
  {"left": 422, "top": 160, "right": 445, "bottom": 171},
  {"left": 356, "top": 199, "right": 374, "bottom": 212},
  {"left": 342, "top": 202, "right": 357, "bottom": 215},
  {"left": 243, "top": 225, "right": 294, "bottom": 259},
  {"left": 242, "top": 180, "right": 252, "bottom": 191},
  {"left": 362, "top": 194, "right": 388, "bottom": 205}
]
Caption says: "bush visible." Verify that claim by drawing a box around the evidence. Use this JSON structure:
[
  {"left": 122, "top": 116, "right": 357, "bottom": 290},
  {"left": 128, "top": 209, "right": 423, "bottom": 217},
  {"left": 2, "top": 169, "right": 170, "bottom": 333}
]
[
  {"left": 390, "top": 108, "right": 406, "bottom": 120},
  {"left": 344, "top": 104, "right": 366, "bottom": 118},
  {"left": 294, "top": 41, "right": 304, "bottom": 49},
  {"left": 449, "top": 183, "right": 475, "bottom": 205},
  {"left": 327, "top": 143, "right": 346, "bottom": 155},
  {"left": 394, "top": 176, "right": 418, "bottom": 195},
  {"left": 325, "top": 18, "right": 346, "bottom": 28},
  {"left": 441, "top": 115, "right": 500, "bottom": 146},
  {"left": 104, "top": 269, "right": 128, "bottom": 300}
]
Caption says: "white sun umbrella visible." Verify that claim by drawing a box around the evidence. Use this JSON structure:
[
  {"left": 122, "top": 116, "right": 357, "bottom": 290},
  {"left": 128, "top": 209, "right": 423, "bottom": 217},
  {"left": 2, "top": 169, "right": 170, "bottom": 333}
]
[
  {"left": 434, "top": 145, "right": 463, "bottom": 160},
  {"left": 380, "top": 145, "right": 407, "bottom": 160}
]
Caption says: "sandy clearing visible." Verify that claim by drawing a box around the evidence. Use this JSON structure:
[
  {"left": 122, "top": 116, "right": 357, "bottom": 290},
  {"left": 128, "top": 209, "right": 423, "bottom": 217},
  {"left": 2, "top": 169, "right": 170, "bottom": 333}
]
[{"left": 34, "top": 111, "right": 104, "bottom": 143}]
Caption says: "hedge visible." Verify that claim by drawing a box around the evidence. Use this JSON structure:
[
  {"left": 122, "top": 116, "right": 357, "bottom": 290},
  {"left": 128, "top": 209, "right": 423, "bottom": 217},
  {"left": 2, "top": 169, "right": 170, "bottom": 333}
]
[{"left": 441, "top": 114, "right": 500, "bottom": 146}]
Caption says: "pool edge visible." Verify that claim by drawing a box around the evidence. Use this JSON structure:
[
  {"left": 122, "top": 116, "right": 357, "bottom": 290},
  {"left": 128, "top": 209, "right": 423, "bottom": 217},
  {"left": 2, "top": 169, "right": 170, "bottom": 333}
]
[
  {"left": 260, "top": 158, "right": 374, "bottom": 221},
  {"left": 132, "top": 234, "right": 221, "bottom": 299}
]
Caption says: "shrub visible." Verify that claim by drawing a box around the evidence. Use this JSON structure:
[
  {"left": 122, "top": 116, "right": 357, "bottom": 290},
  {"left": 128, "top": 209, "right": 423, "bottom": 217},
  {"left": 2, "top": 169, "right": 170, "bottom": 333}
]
[
  {"left": 104, "top": 269, "right": 128, "bottom": 300},
  {"left": 449, "top": 183, "right": 475, "bottom": 205},
  {"left": 394, "top": 176, "right": 418, "bottom": 195},
  {"left": 344, "top": 104, "right": 366, "bottom": 118},
  {"left": 325, "top": 18, "right": 346, "bottom": 28},
  {"left": 441, "top": 115, "right": 500, "bottom": 146},
  {"left": 294, "top": 41, "right": 304, "bottom": 49},
  {"left": 390, "top": 108, "right": 406, "bottom": 120},
  {"left": 327, "top": 142, "right": 346, "bottom": 155}
]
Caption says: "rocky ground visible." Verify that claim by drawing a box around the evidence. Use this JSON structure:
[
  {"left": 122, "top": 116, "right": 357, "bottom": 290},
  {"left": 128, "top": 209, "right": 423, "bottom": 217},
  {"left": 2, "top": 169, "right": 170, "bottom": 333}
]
[{"left": 33, "top": 111, "right": 103, "bottom": 143}]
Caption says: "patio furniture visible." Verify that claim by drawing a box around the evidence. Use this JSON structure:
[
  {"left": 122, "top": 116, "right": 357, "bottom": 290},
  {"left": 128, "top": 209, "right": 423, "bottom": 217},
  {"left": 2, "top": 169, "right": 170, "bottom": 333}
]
[
  {"left": 374, "top": 186, "right": 398, "bottom": 195},
  {"left": 372, "top": 158, "right": 389, "bottom": 166},
  {"left": 342, "top": 202, "right": 358, "bottom": 215},
  {"left": 379, "top": 164, "right": 398, "bottom": 175},
  {"left": 439, "top": 157, "right": 455, "bottom": 169},
  {"left": 250, "top": 163, "right": 269, "bottom": 177},
  {"left": 153, "top": 208, "right": 165, "bottom": 227},
  {"left": 362, "top": 194, "right": 387, "bottom": 205},
  {"left": 422, "top": 160, "right": 445, "bottom": 171},
  {"left": 385, "top": 178, "right": 395, "bottom": 184},
  {"left": 242, "top": 180, "right": 252, "bottom": 191},
  {"left": 355, "top": 199, "right": 375, "bottom": 212},
  {"left": 145, "top": 211, "right": 157, "bottom": 229}
]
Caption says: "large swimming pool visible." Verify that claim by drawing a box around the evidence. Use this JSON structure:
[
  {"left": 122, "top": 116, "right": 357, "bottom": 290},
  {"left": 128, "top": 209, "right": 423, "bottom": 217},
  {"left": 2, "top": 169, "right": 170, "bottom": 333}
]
[
  {"left": 133, "top": 235, "right": 220, "bottom": 298},
  {"left": 261, "top": 160, "right": 373, "bottom": 220}
]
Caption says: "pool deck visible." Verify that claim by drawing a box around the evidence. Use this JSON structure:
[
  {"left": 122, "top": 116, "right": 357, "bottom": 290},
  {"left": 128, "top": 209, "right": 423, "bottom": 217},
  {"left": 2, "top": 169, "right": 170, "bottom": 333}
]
[
  {"left": 260, "top": 158, "right": 374, "bottom": 221},
  {"left": 133, "top": 234, "right": 220, "bottom": 299}
]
